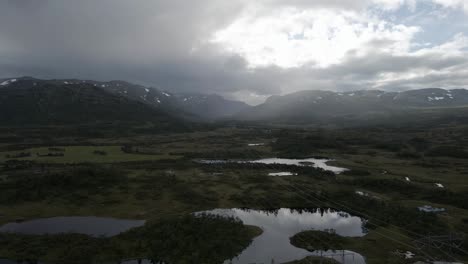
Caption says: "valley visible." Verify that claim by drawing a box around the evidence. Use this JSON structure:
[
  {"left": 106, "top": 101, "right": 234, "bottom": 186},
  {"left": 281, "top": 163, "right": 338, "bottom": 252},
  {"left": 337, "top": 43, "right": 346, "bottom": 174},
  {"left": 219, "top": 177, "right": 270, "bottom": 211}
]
[
  {"left": 0, "top": 122, "right": 467, "bottom": 263},
  {"left": 3, "top": 1, "right": 468, "bottom": 263}
]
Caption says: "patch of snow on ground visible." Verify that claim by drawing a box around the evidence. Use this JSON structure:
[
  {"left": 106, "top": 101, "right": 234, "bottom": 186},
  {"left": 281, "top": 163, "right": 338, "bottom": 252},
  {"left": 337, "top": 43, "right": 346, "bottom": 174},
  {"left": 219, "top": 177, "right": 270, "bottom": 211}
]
[
  {"left": 163, "top": 92, "right": 171, "bottom": 97},
  {"left": 405, "top": 177, "right": 411, "bottom": 182},
  {"left": 145, "top": 88, "right": 150, "bottom": 93},
  {"left": 435, "top": 183, "right": 444, "bottom": 188}
]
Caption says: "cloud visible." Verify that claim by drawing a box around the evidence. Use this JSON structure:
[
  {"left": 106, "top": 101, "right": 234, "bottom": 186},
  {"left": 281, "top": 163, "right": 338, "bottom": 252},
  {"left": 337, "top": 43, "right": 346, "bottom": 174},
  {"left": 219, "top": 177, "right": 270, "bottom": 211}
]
[
  {"left": 211, "top": 6, "right": 420, "bottom": 68},
  {"left": 0, "top": 0, "right": 466, "bottom": 105},
  {"left": 432, "top": 0, "right": 468, "bottom": 14}
]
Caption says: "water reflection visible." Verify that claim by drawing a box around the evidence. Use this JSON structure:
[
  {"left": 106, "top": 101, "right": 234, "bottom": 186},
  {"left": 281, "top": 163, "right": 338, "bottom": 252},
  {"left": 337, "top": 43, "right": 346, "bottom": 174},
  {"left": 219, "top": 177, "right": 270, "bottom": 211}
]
[
  {"left": 0, "top": 216, "right": 145, "bottom": 237},
  {"left": 201, "top": 208, "right": 367, "bottom": 264},
  {"left": 0, "top": 260, "right": 17, "bottom": 264},
  {"left": 197, "top": 157, "right": 348, "bottom": 174},
  {"left": 0, "top": 260, "right": 42, "bottom": 264},
  {"left": 251, "top": 158, "right": 347, "bottom": 174},
  {"left": 268, "top": 172, "right": 298, "bottom": 176}
]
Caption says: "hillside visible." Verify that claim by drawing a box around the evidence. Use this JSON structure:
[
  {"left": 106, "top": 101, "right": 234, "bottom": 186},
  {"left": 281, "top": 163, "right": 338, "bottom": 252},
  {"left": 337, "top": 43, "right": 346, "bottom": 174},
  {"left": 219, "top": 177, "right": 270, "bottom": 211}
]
[
  {"left": 0, "top": 78, "right": 181, "bottom": 128},
  {"left": 0, "top": 77, "right": 250, "bottom": 121},
  {"left": 235, "top": 89, "right": 468, "bottom": 126}
]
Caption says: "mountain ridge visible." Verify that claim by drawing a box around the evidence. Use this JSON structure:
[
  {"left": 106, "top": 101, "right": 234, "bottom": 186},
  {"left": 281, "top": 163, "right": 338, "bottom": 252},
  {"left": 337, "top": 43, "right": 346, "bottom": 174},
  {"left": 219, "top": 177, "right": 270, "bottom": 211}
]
[
  {"left": 0, "top": 77, "right": 250, "bottom": 121},
  {"left": 2, "top": 76, "right": 468, "bottom": 126},
  {"left": 234, "top": 88, "right": 468, "bottom": 125}
]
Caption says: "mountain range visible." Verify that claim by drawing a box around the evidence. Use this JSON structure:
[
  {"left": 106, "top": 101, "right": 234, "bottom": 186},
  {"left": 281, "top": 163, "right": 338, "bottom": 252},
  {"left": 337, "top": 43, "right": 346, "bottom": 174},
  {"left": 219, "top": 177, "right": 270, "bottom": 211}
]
[
  {"left": 0, "top": 77, "right": 250, "bottom": 125},
  {"left": 236, "top": 89, "right": 468, "bottom": 125},
  {"left": 1, "top": 77, "right": 468, "bottom": 127}
]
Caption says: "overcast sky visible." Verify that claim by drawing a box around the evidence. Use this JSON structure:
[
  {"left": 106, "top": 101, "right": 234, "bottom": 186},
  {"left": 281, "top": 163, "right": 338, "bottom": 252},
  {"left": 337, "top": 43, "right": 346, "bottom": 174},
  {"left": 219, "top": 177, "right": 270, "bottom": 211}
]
[{"left": 1, "top": 0, "right": 467, "bottom": 104}]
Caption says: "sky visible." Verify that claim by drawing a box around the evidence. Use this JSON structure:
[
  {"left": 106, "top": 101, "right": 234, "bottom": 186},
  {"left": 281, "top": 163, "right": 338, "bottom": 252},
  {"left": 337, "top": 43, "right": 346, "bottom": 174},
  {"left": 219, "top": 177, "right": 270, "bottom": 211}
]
[{"left": 0, "top": 0, "right": 467, "bottom": 104}]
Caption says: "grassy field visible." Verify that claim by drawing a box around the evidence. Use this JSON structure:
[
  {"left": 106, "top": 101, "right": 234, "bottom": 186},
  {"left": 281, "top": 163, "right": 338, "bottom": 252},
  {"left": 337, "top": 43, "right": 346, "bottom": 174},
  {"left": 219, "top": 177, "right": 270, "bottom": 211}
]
[{"left": 0, "top": 145, "right": 181, "bottom": 164}]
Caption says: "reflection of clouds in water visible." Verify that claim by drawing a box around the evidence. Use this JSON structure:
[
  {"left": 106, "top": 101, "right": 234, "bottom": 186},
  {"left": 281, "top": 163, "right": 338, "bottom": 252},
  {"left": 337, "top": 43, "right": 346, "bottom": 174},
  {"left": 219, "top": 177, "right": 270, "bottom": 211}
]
[
  {"left": 204, "top": 208, "right": 367, "bottom": 264},
  {"left": 251, "top": 158, "right": 348, "bottom": 174},
  {"left": 229, "top": 208, "right": 365, "bottom": 237},
  {"left": 197, "top": 158, "right": 348, "bottom": 174}
]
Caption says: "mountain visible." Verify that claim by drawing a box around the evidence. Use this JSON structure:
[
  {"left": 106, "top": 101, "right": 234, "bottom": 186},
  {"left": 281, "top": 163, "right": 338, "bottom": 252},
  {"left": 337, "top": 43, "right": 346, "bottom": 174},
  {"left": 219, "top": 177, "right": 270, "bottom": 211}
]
[
  {"left": 0, "top": 77, "right": 183, "bottom": 128},
  {"left": 0, "top": 77, "right": 250, "bottom": 121},
  {"left": 4, "top": 76, "right": 465, "bottom": 127},
  {"left": 96, "top": 82, "right": 250, "bottom": 120},
  {"left": 235, "top": 88, "right": 468, "bottom": 126},
  {"left": 175, "top": 94, "right": 250, "bottom": 120}
]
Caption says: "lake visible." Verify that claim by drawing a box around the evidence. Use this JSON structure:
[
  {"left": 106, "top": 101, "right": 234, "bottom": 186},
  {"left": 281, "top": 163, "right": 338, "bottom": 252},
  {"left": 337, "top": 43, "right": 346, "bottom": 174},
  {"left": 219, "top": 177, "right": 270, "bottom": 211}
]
[
  {"left": 198, "top": 208, "right": 367, "bottom": 264},
  {"left": 197, "top": 157, "right": 348, "bottom": 174},
  {"left": 0, "top": 216, "right": 145, "bottom": 237}
]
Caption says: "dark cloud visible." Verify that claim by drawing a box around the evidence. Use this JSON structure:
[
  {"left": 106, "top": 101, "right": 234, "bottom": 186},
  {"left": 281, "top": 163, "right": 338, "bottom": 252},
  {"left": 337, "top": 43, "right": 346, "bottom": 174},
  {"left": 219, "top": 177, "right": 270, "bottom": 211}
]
[{"left": 0, "top": 0, "right": 467, "bottom": 104}]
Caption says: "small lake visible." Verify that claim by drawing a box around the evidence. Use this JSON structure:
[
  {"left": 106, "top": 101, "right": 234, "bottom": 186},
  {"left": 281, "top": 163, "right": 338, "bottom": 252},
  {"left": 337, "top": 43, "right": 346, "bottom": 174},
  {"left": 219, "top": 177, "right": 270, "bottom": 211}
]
[
  {"left": 268, "top": 172, "right": 298, "bottom": 176},
  {"left": 0, "top": 216, "right": 145, "bottom": 237},
  {"left": 197, "top": 157, "right": 348, "bottom": 174},
  {"left": 199, "top": 208, "right": 367, "bottom": 264},
  {"left": 0, "top": 260, "right": 18, "bottom": 264}
]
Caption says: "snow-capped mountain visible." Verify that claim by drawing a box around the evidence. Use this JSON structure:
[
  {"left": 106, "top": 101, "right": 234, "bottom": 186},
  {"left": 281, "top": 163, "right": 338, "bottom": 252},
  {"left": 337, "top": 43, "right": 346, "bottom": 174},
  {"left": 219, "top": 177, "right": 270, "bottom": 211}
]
[
  {"left": 235, "top": 88, "right": 468, "bottom": 124},
  {"left": 175, "top": 94, "right": 250, "bottom": 120},
  {"left": 0, "top": 77, "right": 251, "bottom": 121},
  {"left": 0, "top": 77, "right": 183, "bottom": 127}
]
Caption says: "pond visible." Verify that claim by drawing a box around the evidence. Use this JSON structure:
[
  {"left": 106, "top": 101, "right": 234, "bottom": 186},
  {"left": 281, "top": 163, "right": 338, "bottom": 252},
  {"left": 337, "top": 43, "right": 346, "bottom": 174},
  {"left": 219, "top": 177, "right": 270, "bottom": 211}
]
[
  {"left": 0, "top": 260, "right": 17, "bottom": 264},
  {"left": 0, "top": 216, "right": 145, "bottom": 237},
  {"left": 197, "top": 157, "right": 348, "bottom": 174},
  {"left": 268, "top": 172, "right": 298, "bottom": 176},
  {"left": 198, "top": 208, "right": 367, "bottom": 264},
  {"left": 0, "top": 260, "right": 43, "bottom": 264}
]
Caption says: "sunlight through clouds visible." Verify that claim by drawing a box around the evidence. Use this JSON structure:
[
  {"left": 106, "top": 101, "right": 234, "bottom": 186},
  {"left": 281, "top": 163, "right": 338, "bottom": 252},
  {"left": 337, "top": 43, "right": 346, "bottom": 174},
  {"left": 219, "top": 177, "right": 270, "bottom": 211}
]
[
  {"left": 0, "top": 0, "right": 466, "bottom": 102},
  {"left": 211, "top": 4, "right": 420, "bottom": 68}
]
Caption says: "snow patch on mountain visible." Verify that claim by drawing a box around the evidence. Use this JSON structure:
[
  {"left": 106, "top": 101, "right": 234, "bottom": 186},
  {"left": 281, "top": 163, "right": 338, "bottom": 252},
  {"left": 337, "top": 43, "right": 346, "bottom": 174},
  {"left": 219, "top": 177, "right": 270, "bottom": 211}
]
[
  {"left": 427, "top": 96, "right": 445, "bottom": 101},
  {"left": 0, "top": 79, "right": 17, "bottom": 86}
]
